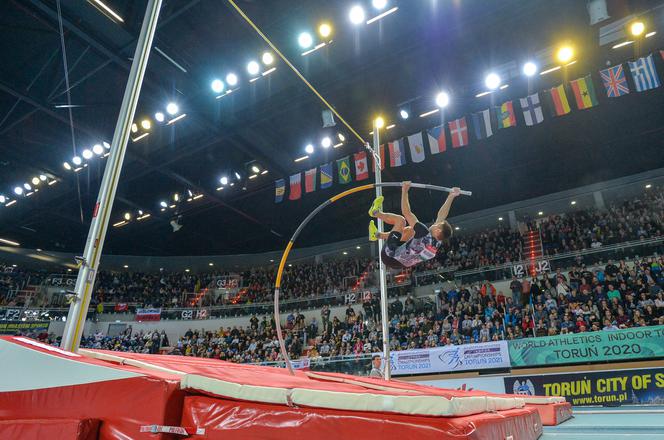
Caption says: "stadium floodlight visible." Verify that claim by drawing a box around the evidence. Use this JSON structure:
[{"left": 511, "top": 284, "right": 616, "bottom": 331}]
[
  {"left": 435, "top": 91, "right": 450, "bottom": 108},
  {"left": 220, "top": 176, "right": 229, "bottom": 185},
  {"left": 31, "top": 177, "right": 40, "bottom": 185},
  {"left": 82, "top": 149, "right": 93, "bottom": 159},
  {"left": 72, "top": 156, "right": 82, "bottom": 165},
  {"left": 262, "top": 52, "right": 274, "bottom": 65},
  {"left": 305, "top": 143, "right": 315, "bottom": 154},
  {"left": 321, "top": 136, "right": 332, "bottom": 148},
  {"left": 14, "top": 186, "right": 23, "bottom": 196},
  {"left": 159, "top": 201, "right": 168, "bottom": 208},
  {"left": 166, "top": 102, "right": 179, "bottom": 115},
  {"left": 485, "top": 73, "right": 501, "bottom": 90},
  {"left": 318, "top": 23, "right": 332, "bottom": 39},
  {"left": 211, "top": 79, "right": 224, "bottom": 94},
  {"left": 141, "top": 119, "right": 151, "bottom": 130},
  {"left": 523, "top": 61, "right": 538, "bottom": 77},
  {"left": 247, "top": 60, "right": 260, "bottom": 76},
  {"left": 337, "top": 133, "right": 346, "bottom": 142},
  {"left": 400, "top": 109, "right": 409, "bottom": 119},
  {"left": 349, "top": 5, "right": 366, "bottom": 24},
  {"left": 372, "top": 0, "right": 388, "bottom": 9},
  {"left": 23, "top": 183, "right": 31, "bottom": 190},
  {"left": 0, "top": 196, "right": 5, "bottom": 204},
  {"left": 63, "top": 162, "right": 72, "bottom": 170},
  {"left": 374, "top": 116, "right": 385, "bottom": 129},
  {"left": 124, "top": 212, "right": 131, "bottom": 220},
  {"left": 154, "top": 112, "right": 165, "bottom": 122},
  {"left": 235, "top": 171, "right": 242, "bottom": 180},
  {"left": 225, "top": 73, "right": 238, "bottom": 87},
  {"left": 39, "top": 174, "right": 47, "bottom": 181},
  {"left": 251, "top": 165, "right": 260, "bottom": 174},
  {"left": 556, "top": 46, "right": 574, "bottom": 63},
  {"left": 131, "top": 123, "right": 138, "bottom": 133},
  {"left": 103, "top": 141, "right": 111, "bottom": 149},
  {"left": 630, "top": 21, "right": 645, "bottom": 37},
  {"left": 298, "top": 32, "right": 313, "bottom": 49},
  {"left": 93, "top": 144, "right": 104, "bottom": 155}
]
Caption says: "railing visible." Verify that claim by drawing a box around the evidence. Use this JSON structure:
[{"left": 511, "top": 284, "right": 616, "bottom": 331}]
[
  {"left": 259, "top": 353, "right": 375, "bottom": 377},
  {"left": 414, "top": 236, "right": 664, "bottom": 286}
]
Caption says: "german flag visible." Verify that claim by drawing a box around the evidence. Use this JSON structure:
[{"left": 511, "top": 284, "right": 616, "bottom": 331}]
[
  {"left": 543, "top": 84, "right": 571, "bottom": 117},
  {"left": 570, "top": 75, "right": 598, "bottom": 110}
]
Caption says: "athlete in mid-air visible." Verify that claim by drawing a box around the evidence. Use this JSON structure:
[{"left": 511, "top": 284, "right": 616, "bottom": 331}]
[{"left": 368, "top": 181, "right": 460, "bottom": 269}]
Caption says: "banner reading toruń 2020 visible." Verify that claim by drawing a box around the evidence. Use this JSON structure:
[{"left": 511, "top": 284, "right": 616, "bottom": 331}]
[
  {"left": 509, "top": 325, "right": 664, "bottom": 367},
  {"left": 390, "top": 341, "right": 510, "bottom": 376}
]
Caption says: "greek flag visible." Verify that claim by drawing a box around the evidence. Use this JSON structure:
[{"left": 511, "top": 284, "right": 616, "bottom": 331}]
[{"left": 628, "top": 54, "right": 660, "bottom": 92}]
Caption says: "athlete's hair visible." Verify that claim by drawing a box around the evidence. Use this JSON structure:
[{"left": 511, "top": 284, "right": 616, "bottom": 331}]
[{"left": 441, "top": 220, "right": 453, "bottom": 241}]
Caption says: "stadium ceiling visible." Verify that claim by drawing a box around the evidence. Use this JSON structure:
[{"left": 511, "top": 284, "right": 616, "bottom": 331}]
[{"left": 0, "top": 0, "right": 662, "bottom": 256}]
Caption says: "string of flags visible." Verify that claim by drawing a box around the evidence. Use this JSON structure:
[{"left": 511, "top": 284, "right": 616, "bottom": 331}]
[{"left": 275, "top": 52, "right": 664, "bottom": 203}]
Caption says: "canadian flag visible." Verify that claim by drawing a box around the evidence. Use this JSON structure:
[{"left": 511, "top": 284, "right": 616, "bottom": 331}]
[{"left": 354, "top": 151, "right": 369, "bottom": 180}]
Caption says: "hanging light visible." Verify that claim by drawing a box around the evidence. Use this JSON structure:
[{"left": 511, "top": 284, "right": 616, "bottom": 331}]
[{"left": 93, "top": 144, "right": 104, "bottom": 155}]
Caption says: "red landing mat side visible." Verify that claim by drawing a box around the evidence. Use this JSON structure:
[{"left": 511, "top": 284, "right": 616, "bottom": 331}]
[
  {"left": 181, "top": 396, "right": 543, "bottom": 440},
  {"left": 528, "top": 402, "right": 573, "bottom": 426},
  {"left": 0, "top": 377, "right": 184, "bottom": 440},
  {"left": 0, "top": 419, "right": 99, "bottom": 440}
]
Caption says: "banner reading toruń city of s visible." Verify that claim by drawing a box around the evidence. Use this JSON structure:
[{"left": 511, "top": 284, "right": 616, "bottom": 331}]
[
  {"left": 509, "top": 325, "right": 664, "bottom": 367},
  {"left": 390, "top": 341, "right": 510, "bottom": 376}
]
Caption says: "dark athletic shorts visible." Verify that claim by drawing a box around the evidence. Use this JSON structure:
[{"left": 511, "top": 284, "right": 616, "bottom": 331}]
[{"left": 380, "top": 222, "right": 431, "bottom": 270}]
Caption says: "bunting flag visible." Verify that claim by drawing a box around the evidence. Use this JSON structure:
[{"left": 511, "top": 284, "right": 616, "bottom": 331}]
[
  {"left": 519, "top": 93, "right": 544, "bottom": 126},
  {"left": 543, "top": 84, "right": 571, "bottom": 117},
  {"left": 426, "top": 125, "right": 446, "bottom": 154},
  {"left": 496, "top": 101, "right": 516, "bottom": 128},
  {"left": 320, "top": 162, "right": 333, "bottom": 189},
  {"left": 448, "top": 117, "right": 468, "bottom": 148},
  {"left": 304, "top": 168, "right": 317, "bottom": 193},
  {"left": 275, "top": 179, "right": 285, "bottom": 203},
  {"left": 372, "top": 143, "right": 386, "bottom": 171},
  {"left": 288, "top": 173, "right": 301, "bottom": 200},
  {"left": 628, "top": 54, "right": 661, "bottom": 92},
  {"left": 470, "top": 109, "right": 493, "bottom": 140},
  {"left": 407, "top": 132, "right": 426, "bottom": 163},
  {"left": 337, "top": 156, "right": 352, "bottom": 184},
  {"left": 388, "top": 140, "right": 406, "bottom": 167},
  {"left": 570, "top": 75, "right": 598, "bottom": 110},
  {"left": 599, "top": 64, "right": 630, "bottom": 97},
  {"left": 354, "top": 151, "right": 369, "bottom": 180}
]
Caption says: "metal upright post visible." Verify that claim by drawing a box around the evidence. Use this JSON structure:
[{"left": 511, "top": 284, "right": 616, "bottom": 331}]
[
  {"left": 61, "top": 0, "right": 162, "bottom": 352},
  {"left": 371, "top": 121, "right": 391, "bottom": 380}
]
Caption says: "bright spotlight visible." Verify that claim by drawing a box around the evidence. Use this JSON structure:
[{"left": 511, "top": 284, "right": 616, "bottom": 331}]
[
  {"left": 630, "top": 21, "right": 645, "bottom": 36},
  {"left": 235, "top": 171, "right": 242, "bottom": 180},
  {"left": 160, "top": 201, "right": 168, "bottom": 208},
  {"left": 39, "top": 174, "right": 47, "bottom": 181},
  {"left": 82, "top": 149, "right": 93, "bottom": 160},
  {"left": 337, "top": 133, "right": 346, "bottom": 142},
  {"left": 14, "top": 186, "right": 23, "bottom": 196},
  {"left": 63, "top": 162, "right": 72, "bottom": 170},
  {"left": 211, "top": 79, "right": 224, "bottom": 94},
  {"left": 220, "top": 176, "right": 229, "bottom": 185},
  {"left": 251, "top": 165, "right": 260, "bottom": 173},
  {"left": 399, "top": 109, "right": 409, "bottom": 119},
  {"left": 374, "top": 117, "right": 385, "bottom": 129},
  {"left": 485, "top": 73, "right": 501, "bottom": 90},
  {"left": 318, "top": 23, "right": 332, "bottom": 38},
  {"left": 103, "top": 141, "right": 111, "bottom": 149},
  {"left": 141, "top": 119, "right": 151, "bottom": 130},
  {"left": 556, "top": 46, "right": 574, "bottom": 63},
  {"left": 124, "top": 212, "right": 131, "bottom": 220},
  {"left": 154, "top": 112, "right": 165, "bottom": 122},
  {"left": 72, "top": 156, "right": 82, "bottom": 166},
  {"left": 372, "top": 0, "right": 388, "bottom": 9},
  {"left": 523, "top": 61, "right": 538, "bottom": 76},
  {"left": 321, "top": 137, "right": 332, "bottom": 148},
  {"left": 247, "top": 61, "right": 260, "bottom": 76},
  {"left": 262, "top": 52, "right": 274, "bottom": 65},
  {"left": 23, "top": 183, "right": 31, "bottom": 191},
  {"left": 305, "top": 143, "right": 315, "bottom": 154},
  {"left": 31, "top": 177, "right": 40, "bottom": 185},
  {"left": 166, "top": 102, "right": 179, "bottom": 115},
  {"left": 349, "top": 5, "right": 366, "bottom": 24},
  {"left": 226, "top": 73, "right": 238, "bottom": 87},
  {"left": 173, "top": 193, "right": 180, "bottom": 202},
  {"left": 435, "top": 91, "right": 450, "bottom": 108},
  {"left": 131, "top": 123, "right": 138, "bottom": 133},
  {"left": 298, "top": 32, "right": 313, "bottom": 49},
  {"left": 0, "top": 196, "right": 5, "bottom": 204},
  {"left": 93, "top": 144, "right": 104, "bottom": 155}
]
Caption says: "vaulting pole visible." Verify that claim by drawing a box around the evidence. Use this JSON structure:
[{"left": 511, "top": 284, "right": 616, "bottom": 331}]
[
  {"left": 371, "top": 122, "right": 391, "bottom": 380},
  {"left": 61, "top": 0, "right": 162, "bottom": 352}
]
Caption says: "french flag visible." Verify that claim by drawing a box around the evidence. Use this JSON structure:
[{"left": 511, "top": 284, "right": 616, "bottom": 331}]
[{"left": 388, "top": 139, "right": 406, "bottom": 167}]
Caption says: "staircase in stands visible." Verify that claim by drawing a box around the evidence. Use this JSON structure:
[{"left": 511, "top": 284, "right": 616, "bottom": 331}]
[{"left": 522, "top": 229, "right": 545, "bottom": 277}]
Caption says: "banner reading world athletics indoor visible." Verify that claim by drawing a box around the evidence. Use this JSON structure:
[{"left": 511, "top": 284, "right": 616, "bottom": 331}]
[
  {"left": 509, "top": 325, "right": 664, "bottom": 367},
  {"left": 390, "top": 341, "right": 510, "bottom": 376}
]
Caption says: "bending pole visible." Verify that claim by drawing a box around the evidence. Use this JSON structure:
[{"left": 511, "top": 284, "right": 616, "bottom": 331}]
[
  {"left": 61, "top": 0, "right": 162, "bottom": 352},
  {"left": 273, "top": 182, "right": 471, "bottom": 374}
]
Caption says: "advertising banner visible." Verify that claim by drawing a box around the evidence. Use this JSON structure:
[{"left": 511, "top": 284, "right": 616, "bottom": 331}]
[
  {"left": 135, "top": 308, "right": 161, "bottom": 322},
  {"left": 0, "top": 320, "right": 49, "bottom": 335},
  {"left": 417, "top": 377, "right": 506, "bottom": 394},
  {"left": 508, "top": 325, "right": 664, "bottom": 367},
  {"left": 505, "top": 368, "right": 664, "bottom": 406},
  {"left": 390, "top": 341, "right": 510, "bottom": 376}
]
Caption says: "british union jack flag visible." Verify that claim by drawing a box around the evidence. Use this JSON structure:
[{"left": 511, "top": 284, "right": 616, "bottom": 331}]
[{"left": 599, "top": 64, "right": 630, "bottom": 97}]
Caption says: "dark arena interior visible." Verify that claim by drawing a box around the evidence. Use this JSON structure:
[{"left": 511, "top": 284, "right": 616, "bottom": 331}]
[{"left": 0, "top": 0, "right": 663, "bottom": 438}]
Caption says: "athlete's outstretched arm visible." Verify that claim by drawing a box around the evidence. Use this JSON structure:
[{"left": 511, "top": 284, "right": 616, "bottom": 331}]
[
  {"left": 435, "top": 187, "right": 461, "bottom": 223},
  {"left": 401, "top": 181, "right": 418, "bottom": 226}
]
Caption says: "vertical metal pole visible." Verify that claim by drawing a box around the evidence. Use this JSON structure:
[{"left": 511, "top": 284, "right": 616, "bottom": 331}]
[
  {"left": 372, "top": 123, "right": 391, "bottom": 380},
  {"left": 61, "top": 0, "right": 162, "bottom": 352}
]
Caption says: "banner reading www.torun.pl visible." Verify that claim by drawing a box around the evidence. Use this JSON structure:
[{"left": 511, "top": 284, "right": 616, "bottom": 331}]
[{"left": 508, "top": 325, "right": 664, "bottom": 367}]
